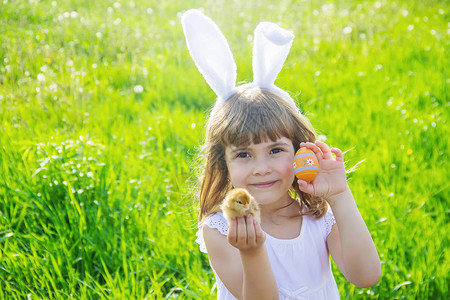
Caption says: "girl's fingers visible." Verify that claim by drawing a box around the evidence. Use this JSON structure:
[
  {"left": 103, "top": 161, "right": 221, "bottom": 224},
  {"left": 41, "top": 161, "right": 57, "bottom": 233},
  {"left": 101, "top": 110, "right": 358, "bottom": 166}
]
[
  {"left": 236, "top": 216, "right": 247, "bottom": 246},
  {"left": 227, "top": 218, "right": 237, "bottom": 245},
  {"left": 301, "top": 141, "right": 339, "bottom": 162},
  {"left": 228, "top": 215, "right": 265, "bottom": 249},
  {"left": 315, "top": 140, "right": 333, "bottom": 160},
  {"left": 297, "top": 179, "right": 315, "bottom": 195},
  {"left": 245, "top": 215, "right": 256, "bottom": 245},
  {"left": 331, "top": 147, "right": 344, "bottom": 162},
  {"left": 300, "top": 141, "right": 323, "bottom": 160},
  {"left": 254, "top": 219, "right": 265, "bottom": 244}
]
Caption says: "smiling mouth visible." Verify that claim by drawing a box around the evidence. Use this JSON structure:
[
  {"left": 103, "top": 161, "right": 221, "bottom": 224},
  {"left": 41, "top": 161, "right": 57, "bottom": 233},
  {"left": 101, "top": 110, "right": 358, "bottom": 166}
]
[{"left": 252, "top": 181, "right": 277, "bottom": 188}]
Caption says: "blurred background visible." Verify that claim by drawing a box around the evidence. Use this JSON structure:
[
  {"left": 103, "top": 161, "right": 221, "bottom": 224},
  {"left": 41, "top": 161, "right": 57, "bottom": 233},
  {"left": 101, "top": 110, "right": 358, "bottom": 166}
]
[{"left": 0, "top": 0, "right": 448, "bottom": 298}]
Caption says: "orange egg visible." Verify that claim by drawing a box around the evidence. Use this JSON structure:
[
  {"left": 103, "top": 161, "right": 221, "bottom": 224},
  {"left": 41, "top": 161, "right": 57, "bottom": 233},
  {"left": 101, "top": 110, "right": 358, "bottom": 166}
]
[{"left": 293, "top": 147, "right": 319, "bottom": 182}]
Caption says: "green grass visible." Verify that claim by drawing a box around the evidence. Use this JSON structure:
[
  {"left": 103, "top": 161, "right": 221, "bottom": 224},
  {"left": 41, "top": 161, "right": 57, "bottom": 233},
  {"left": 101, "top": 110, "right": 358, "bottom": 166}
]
[{"left": 0, "top": 0, "right": 448, "bottom": 299}]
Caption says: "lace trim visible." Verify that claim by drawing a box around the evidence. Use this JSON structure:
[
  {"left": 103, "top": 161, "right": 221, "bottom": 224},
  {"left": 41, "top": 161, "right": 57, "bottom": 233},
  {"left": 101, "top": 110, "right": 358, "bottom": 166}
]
[
  {"left": 196, "top": 210, "right": 335, "bottom": 252},
  {"left": 195, "top": 212, "right": 228, "bottom": 253},
  {"left": 324, "top": 208, "right": 336, "bottom": 237}
]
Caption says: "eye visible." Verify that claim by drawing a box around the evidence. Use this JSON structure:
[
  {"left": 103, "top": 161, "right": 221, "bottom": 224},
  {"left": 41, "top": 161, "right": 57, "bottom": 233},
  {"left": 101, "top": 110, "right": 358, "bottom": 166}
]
[
  {"left": 236, "top": 200, "right": 243, "bottom": 204},
  {"left": 236, "top": 152, "right": 250, "bottom": 158},
  {"left": 270, "top": 148, "right": 283, "bottom": 154}
]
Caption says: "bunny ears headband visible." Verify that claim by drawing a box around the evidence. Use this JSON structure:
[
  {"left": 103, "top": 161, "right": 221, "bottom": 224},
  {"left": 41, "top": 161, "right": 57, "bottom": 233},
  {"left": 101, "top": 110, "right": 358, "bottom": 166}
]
[{"left": 181, "top": 9, "right": 300, "bottom": 116}]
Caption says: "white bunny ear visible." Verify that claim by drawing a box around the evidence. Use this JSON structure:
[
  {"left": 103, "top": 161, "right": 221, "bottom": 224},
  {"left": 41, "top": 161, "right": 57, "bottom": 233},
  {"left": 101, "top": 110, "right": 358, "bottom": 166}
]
[
  {"left": 181, "top": 9, "right": 237, "bottom": 100},
  {"left": 253, "top": 22, "right": 294, "bottom": 89}
]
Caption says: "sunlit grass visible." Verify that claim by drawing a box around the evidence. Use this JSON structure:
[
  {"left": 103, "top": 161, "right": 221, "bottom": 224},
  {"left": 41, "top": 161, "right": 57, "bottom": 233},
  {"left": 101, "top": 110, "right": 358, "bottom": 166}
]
[{"left": 0, "top": 0, "right": 448, "bottom": 299}]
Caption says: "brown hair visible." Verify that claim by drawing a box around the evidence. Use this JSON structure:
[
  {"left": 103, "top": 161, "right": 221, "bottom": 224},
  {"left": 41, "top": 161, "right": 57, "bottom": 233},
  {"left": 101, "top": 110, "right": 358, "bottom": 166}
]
[{"left": 196, "top": 87, "right": 328, "bottom": 223}]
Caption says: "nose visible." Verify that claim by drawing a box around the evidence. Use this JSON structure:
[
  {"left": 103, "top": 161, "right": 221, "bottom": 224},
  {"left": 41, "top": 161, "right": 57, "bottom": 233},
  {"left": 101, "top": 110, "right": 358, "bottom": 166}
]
[{"left": 252, "top": 157, "right": 272, "bottom": 176}]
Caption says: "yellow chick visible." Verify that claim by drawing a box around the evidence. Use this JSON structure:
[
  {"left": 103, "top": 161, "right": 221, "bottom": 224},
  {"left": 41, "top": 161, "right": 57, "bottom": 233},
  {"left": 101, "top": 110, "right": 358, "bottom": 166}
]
[{"left": 220, "top": 188, "right": 261, "bottom": 224}]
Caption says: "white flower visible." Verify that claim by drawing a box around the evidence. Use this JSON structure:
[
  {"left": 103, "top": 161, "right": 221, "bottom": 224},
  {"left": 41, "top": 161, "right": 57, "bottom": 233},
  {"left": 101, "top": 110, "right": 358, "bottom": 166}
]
[
  {"left": 134, "top": 85, "right": 144, "bottom": 93},
  {"left": 343, "top": 26, "right": 352, "bottom": 34},
  {"left": 49, "top": 83, "right": 57, "bottom": 92},
  {"left": 306, "top": 159, "right": 314, "bottom": 166}
]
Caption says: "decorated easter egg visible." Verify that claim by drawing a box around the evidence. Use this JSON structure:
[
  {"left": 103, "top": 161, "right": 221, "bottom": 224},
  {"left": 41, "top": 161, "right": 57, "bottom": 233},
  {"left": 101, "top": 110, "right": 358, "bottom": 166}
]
[{"left": 293, "top": 147, "right": 319, "bottom": 182}]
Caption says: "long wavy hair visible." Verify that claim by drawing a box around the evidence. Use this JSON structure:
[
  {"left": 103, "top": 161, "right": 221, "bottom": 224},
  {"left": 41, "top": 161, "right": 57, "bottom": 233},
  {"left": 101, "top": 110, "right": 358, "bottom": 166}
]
[{"left": 196, "top": 87, "right": 328, "bottom": 224}]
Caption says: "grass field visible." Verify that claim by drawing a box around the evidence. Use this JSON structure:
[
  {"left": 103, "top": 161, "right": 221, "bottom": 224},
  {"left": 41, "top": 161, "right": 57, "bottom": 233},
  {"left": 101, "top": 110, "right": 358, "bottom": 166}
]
[{"left": 0, "top": 0, "right": 448, "bottom": 299}]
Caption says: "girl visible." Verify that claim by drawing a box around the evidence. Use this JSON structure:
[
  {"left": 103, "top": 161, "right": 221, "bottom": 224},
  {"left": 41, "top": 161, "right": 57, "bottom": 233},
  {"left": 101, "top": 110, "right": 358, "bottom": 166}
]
[{"left": 182, "top": 10, "right": 381, "bottom": 299}]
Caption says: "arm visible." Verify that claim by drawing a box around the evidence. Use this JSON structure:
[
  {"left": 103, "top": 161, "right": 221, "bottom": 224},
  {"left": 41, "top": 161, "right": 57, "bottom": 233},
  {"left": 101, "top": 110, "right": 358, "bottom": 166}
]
[
  {"left": 326, "top": 188, "right": 381, "bottom": 287},
  {"left": 203, "top": 215, "right": 278, "bottom": 300},
  {"left": 298, "top": 141, "right": 381, "bottom": 288}
]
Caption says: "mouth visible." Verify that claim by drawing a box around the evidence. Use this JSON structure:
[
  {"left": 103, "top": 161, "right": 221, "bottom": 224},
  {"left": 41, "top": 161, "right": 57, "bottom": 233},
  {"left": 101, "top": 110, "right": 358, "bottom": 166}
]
[{"left": 251, "top": 180, "right": 277, "bottom": 189}]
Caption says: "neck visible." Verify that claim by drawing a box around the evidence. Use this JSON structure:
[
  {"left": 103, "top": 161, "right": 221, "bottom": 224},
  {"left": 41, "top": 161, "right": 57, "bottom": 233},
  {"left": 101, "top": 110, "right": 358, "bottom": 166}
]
[{"left": 259, "top": 193, "right": 300, "bottom": 219}]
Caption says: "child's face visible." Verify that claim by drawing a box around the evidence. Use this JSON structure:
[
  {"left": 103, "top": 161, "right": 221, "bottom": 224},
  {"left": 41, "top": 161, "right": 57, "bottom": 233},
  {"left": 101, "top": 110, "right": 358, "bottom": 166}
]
[{"left": 225, "top": 137, "right": 295, "bottom": 207}]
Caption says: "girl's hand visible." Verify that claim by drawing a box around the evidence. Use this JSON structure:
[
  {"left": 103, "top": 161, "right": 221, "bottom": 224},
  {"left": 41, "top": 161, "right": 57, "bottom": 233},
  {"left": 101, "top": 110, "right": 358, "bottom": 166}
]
[
  {"left": 297, "top": 141, "right": 348, "bottom": 203},
  {"left": 227, "top": 214, "right": 265, "bottom": 253}
]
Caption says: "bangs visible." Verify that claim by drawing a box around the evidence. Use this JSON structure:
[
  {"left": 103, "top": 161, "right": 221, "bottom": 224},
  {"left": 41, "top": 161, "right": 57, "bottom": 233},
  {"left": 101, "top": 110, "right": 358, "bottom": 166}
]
[{"left": 218, "top": 89, "right": 297, "bottom": 147}]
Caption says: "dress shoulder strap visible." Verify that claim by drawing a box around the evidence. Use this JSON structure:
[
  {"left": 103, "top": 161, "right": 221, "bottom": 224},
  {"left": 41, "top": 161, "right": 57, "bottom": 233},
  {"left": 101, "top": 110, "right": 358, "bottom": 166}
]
[
  {"left": 195, "top": 212, "right": 228, "bottom": 253},
  {"left": 324, "top": 208, "right": 336, "bottom": 237}
]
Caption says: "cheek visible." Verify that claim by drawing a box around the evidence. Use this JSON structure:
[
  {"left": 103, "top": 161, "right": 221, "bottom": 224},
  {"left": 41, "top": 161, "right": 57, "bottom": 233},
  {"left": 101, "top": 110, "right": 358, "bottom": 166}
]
[
  {"left": 226, "top": 163, "right": 245, "bottom": 184},
  {"left": 281, "top": 157, "right": 295, "bottom": 177},
  {"left": 286, "top": 168, "right": 295, "bottom": 183}
]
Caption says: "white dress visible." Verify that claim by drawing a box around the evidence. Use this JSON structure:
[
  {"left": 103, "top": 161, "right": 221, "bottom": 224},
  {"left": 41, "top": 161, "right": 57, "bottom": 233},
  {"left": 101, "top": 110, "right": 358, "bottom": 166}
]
[{"left": 195, "top": 209, "right": 340, "bottom": 300}]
